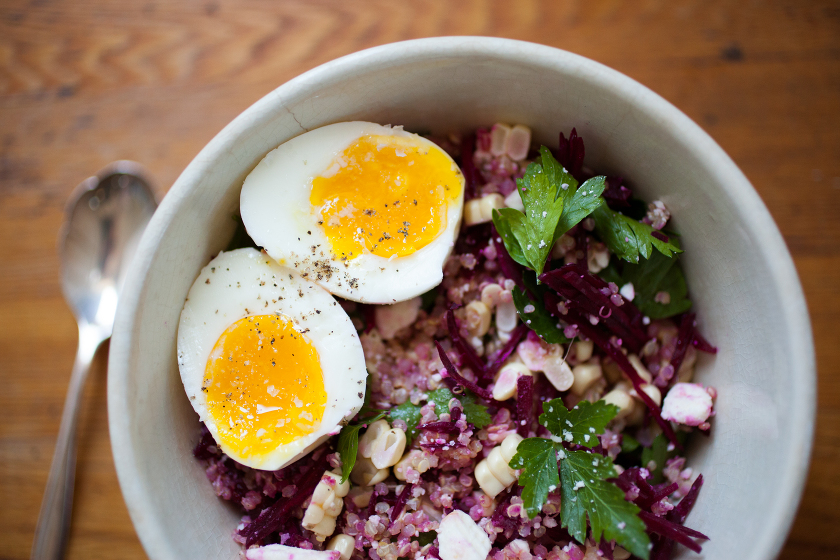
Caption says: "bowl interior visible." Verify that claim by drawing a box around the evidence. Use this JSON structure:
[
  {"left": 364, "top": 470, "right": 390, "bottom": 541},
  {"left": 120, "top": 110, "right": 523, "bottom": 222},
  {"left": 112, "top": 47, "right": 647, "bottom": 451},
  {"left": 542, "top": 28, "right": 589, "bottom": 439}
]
[{"left": 109, "top": 38, "right": 814, "bottom": 560}]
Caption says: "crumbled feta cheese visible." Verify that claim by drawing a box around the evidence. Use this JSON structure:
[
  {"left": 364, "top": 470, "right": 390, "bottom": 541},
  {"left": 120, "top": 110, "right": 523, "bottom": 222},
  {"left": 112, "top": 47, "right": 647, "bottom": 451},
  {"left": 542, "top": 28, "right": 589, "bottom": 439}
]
[{"left": 661, "top": 383, "right": 713, "bottom": 426}]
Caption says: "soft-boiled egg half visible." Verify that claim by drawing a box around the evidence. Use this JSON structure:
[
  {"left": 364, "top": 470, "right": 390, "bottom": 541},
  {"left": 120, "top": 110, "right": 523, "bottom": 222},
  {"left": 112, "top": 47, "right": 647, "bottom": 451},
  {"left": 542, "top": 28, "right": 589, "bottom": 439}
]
[
  {"left": 177, "top": 248, "right": 367, "bottom": 470},
  {"left": 240, "top": 122, "right": 465, "bottom": 304}
]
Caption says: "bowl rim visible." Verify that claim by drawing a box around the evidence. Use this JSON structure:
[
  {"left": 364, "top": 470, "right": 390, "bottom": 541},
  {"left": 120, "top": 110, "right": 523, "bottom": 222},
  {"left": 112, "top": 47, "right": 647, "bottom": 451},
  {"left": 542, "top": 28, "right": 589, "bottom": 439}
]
[{"left": 108, "top": 36, "right": 816, "bottom": 560}]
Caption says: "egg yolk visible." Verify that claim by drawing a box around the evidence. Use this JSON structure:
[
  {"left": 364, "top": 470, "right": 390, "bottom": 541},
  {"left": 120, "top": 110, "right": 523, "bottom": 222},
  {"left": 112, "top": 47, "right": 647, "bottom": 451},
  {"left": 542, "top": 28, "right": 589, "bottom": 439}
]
[
  {"left": 310, "top": 134, "right": 463, "bottom": 260},
  {"left": 203, "top": 314, "right": 326, "bottom": 460}
]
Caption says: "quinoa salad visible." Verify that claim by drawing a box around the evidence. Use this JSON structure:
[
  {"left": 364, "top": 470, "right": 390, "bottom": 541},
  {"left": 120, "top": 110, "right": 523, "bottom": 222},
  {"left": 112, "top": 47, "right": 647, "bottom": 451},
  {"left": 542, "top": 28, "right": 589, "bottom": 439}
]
[{"left": 189, "top": 124, "right": 717, "bottom": 560}]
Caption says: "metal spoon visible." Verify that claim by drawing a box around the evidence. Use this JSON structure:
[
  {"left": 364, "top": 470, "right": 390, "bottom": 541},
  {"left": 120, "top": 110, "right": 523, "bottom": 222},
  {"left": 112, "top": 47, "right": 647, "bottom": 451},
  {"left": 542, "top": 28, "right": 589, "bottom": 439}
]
[{"left": 32, "top": 162, "right": 157, "bottom": 560}]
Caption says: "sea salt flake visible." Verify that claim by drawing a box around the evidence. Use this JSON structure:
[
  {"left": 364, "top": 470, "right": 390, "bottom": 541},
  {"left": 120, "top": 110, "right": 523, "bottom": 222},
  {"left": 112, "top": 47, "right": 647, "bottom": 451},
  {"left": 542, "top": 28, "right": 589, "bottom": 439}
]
[{"left": 257, "top": 404, "right": 283, "bottom": 414}]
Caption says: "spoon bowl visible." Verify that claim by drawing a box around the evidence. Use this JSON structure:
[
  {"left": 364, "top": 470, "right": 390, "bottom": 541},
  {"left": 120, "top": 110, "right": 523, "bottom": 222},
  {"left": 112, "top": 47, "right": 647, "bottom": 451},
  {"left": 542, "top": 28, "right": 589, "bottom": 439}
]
[
  {"left": 60, "top": 162, "right": 157, "bottom": 328},
  {"left": 32, "top": 161, "right": 157, "bottom": 560}
]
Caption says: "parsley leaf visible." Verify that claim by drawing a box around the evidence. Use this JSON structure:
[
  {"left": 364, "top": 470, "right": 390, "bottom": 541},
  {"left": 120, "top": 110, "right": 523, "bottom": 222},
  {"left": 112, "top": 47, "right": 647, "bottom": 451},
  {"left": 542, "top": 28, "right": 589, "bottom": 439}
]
[
  {"left": 535, "top": 145, "right": 605, "bottom": 230},
  {"left": 492, "top": 207, "right": 529, "bottom": 267},
  {"left": 492, "top": 147, "right": 608, "bottom": 276},
  {"left": 597, "top": 247, "right": 692, "bottom": 319},
  {"left": 420, "top": 287, "right": 439, "bottom": 312},
  {"left": 560, "top": 450, "right": 650, "bottom": 559},
  {"left": 513, "top": 287, "right": 569, "bottom": 344},
  {"left": 496, "top": 157, "right": 566, "bottom": 274},
  {"left": 336, "top": 424, "right": 363, "bottom": 483},
  {"left": 336, "top": 411, "right": 387, "bottom": 483},
  {"left": 457, "top": 399, "right": 492, "bottom": 431},
  {"left": 554, "top": 176, "right": 607, "bottom": 236},
  {"left": 621, "top": 433, "right": 641, "bottom": 454},
  {"left": 536, "top": 146, "right": 605, "bottom": 237},
  {"left": 508, "top": 397, "right": 650, "bottom": 558},
  {"left": 640, "top": 432, "right": 686, "bottom": 483},
  {"left": 389, "top": 387, "right": 491, "bottom": 446},
  {"left": 509, "top": 438, "right": 561, "bottom": 518},
  {"left": 621, "top": 251, "right": 692, "bottom": 319},
  {"left": 641, "top": 433, "right": 670, "bottom": 484},
  {"left": 389, "top": 401, "right": 425, "bottom": 446},
  {"left": 597, "top": 261, "right": 623, "bottom": 286},
  {"left": 416, "top": 531, "right": 437, "bottom": 547},
  {"left": 539, "top": 399, "right": 619, "bottom": 448},
  {"left": 591, "top": 200, "right": 681, "bottom": 263},
  {"left": 427, "top": 387, "right": 492, "bottom": 431},
  {"left": 509, "top": 399, "right": 619, "bottom": 516}
]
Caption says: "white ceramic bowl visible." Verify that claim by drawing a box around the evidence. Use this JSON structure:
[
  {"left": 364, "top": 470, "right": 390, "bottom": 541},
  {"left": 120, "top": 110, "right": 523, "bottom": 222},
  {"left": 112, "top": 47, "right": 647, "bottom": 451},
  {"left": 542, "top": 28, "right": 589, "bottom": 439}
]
[{"left": 109, "top": 37, "right": 815, "bottom": 560}]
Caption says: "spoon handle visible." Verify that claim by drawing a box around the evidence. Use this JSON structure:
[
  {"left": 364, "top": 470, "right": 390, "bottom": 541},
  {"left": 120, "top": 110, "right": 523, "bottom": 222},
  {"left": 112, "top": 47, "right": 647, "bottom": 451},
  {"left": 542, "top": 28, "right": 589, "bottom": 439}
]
[{"left": 31, "top": 322, "right": 108, "bottom": 560}]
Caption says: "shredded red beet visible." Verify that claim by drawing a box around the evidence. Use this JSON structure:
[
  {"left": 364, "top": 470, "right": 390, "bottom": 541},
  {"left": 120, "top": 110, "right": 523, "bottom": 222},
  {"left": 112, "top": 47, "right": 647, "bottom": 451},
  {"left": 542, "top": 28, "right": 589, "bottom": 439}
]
[
  {"left": 612, "top": 467, "right": 654, "bottom": 498},
  {"left": 365, "top": 486, "right": 381, "bottom": 518},
  {"left": 390, "top": 482, "right": 414, "bottom": 523},
  {"left": 540, "top": 263, "right": 647, "bottom": 345},
  {"left": 558, "top": 128, "right": 586, "bottom": 179},
  {"left": 435, "top": 340, "right": 494, "bottom": 400},
  {"left": 516, "top": 375, "right": 534, "bottom": 437},
  {"left": 562, "top": 308, "right": 682, "bottom": 448},
  {"left": 669, "top": 313, "right": 696, "bottom": 376},
  {"left": 612, "top": 468, "right": 708, "bottom": 554},
  {"left": 598, "top": 537, "right": 616, "bottom": 560},
  {"left": 650, "top": 482, "right": 679, "bottom": 504},
  {"left": 485, "top": 323, "right": 528, "bottom": 380},
  {"left": 672, "top": 313, "right": 717, "bottom": 375},
  {"left": 669, "top": 474, "right": 704, "bottom": 524},
  {"left": 418, "top": 407, "right": 462, "bottom": 433},
  {"left": 243, "top": 450, "right": 328, "bottom": 546},
  {"left": 692, "top": 330, "right": 718, "bottom": 354},
  {"left": 541, "top": 264, "right": 648, "bottom": 353},
  {"left": 650, "top": 536, "right": 674, "bottom": 560},
  {"left": 639, "top": 511, "right": 708, "bottom": 553},
  {"left": 428, "top": 546, "right": 440, "bottom": 559},
  {"left": 460, "top": 133, "right": 479, "bottom": 201},
  {"left": 565, "top": 441, "right": 607, "bottom": 456},
  {"left": 443, "top": 310, "right": 487, "bottom": 377}
]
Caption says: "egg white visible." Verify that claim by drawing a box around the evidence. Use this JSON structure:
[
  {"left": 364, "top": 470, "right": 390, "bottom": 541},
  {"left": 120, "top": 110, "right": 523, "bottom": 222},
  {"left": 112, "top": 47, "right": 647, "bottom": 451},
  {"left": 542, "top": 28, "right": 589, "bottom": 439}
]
[
  {"left": 177, "top": 248, "right": 367, "bottom": 470},
  {"left": 239, "top": 121, "right": 464, "bottom": 304}
]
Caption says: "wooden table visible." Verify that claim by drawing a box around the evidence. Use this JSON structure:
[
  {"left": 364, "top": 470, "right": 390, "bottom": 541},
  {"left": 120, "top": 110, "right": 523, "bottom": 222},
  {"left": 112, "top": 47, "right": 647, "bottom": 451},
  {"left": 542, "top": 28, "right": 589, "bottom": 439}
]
[{"left": 1, "top": 1, "right": 837, "bottom": 558}]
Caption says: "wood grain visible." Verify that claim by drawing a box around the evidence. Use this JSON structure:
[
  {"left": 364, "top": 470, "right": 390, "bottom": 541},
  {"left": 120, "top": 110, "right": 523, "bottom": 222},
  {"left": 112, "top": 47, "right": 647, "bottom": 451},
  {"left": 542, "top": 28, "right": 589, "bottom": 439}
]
[{"left": 1, "top": 1, "right": 838, "bottom": 558}]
